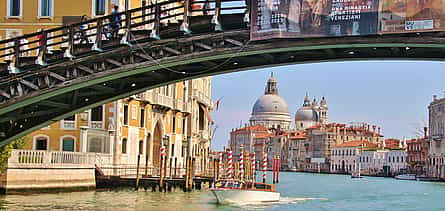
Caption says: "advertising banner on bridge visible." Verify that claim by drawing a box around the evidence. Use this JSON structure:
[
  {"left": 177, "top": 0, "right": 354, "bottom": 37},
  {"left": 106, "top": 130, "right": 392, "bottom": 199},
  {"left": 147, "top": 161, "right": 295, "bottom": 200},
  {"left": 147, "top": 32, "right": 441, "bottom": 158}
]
[
  {"left": 250, "top": 0, "right": 380, "bottom": 40},
  {"left": 379, "top": 0, "right": 445, "bottom": 34}
]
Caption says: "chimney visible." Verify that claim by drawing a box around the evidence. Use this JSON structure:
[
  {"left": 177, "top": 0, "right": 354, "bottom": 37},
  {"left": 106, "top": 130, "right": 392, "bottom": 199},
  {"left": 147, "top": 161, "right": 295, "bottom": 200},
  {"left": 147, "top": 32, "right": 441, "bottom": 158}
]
[
  {"left": 433, "top": 95, "right": 438, "bottom": 101},
  {"left": 424, "top": 127, "right": 428, "bottom": 139}
]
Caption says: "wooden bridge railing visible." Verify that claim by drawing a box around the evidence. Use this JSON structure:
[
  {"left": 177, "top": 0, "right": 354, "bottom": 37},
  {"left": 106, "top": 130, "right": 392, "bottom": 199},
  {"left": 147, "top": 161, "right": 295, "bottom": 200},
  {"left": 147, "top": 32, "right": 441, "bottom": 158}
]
[{"left": 0, "top": 0, "right": 248, "bottom": 80}]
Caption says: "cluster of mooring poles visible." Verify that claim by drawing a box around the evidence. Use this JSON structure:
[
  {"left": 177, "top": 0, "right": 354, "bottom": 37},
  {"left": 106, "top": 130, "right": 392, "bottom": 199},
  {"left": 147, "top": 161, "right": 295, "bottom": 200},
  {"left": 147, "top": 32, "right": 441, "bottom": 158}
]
[
  {"left": 130, "top": 141, "right": 282, "bottom": 192},
  {"left": 131, "top": 144, "right": 202, "bottom": 192},
  {"left": 209, "top": 143, "right": 280, "bottom": 184}
]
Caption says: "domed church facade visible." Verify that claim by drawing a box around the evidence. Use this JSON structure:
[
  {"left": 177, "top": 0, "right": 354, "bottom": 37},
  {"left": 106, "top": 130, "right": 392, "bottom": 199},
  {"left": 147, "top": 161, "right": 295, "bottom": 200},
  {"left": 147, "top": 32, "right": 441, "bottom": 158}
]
[
  {"left": 249, "top": 73, "right": 328, "bottom": 131},
  {"left": 249, "top": 73, "right": 292, "bottom": 130},
  {"left": 294, "top": 94, "right": 328, "bottom": 131}
]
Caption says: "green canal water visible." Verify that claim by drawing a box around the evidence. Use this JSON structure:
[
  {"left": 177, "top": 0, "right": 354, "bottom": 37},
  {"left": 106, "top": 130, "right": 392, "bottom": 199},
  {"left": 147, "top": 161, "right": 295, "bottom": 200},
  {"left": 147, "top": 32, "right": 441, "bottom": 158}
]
[{"left": 1, "top": 172, "right": 445, "bottom": 210}]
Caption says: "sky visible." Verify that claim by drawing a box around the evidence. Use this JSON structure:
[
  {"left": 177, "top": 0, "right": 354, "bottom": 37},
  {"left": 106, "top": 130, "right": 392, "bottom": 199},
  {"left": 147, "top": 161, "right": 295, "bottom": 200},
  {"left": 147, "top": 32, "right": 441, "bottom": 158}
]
[{"left": 210, "top": 60, "right": 445, "bottom": 150}]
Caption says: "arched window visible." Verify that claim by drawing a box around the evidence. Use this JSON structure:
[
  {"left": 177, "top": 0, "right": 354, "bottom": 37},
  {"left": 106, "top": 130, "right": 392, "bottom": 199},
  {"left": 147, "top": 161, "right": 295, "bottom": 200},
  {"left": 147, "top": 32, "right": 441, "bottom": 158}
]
[
  {"left": 122, "top": 138, "right": 128, "bottom": 154},
  {"left": 61, "top": 136, "right": 75, "bottom": 151},
  {"left": 34, "top": 136, "right": 48, "bottom": 150}
]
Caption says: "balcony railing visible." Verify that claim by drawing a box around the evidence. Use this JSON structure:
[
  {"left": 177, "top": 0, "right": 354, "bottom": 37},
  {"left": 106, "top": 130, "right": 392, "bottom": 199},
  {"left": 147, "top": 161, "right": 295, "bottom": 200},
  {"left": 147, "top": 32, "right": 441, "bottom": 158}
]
[
  {"left": 90, "top": 121, "right": 104, "bottom": 129},
  {"left": 62, "top": 120, "right": 76, "bottom": 129},
  {"left": 192, "top": 89, "right": 212, "bottom": 107},
  {"left": 173, "top": 99, "right": 184, "bottom": 111},
  {"left": 151, "top": 92, "right": 174, "bottom": 108},
  {"left": 200, "top": 130, "right": 210, "bottom": 140}
]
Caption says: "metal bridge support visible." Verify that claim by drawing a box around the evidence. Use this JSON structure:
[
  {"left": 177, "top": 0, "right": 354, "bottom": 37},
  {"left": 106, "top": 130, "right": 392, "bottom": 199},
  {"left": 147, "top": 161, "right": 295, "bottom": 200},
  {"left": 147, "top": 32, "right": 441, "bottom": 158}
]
[
  {"left": 212, "top": 0, "right": 222, "bottom": 32},
  {"left": 64, "top": 25, "right": 75, "bottom": 59},
  {"left": 92, "top": 19, "right": 104, "bottom": 52},
  {"left": 244, "top": 0, "right": 250, "bottom": 24},
  {"left": 35, "top": 30, "right": 48, "bottom": 66},
  {"left": 150, "top": 2, "right": 161, "bottom": 40},
  {"left": 180, "top": 0, "right": 192, "bottom": 35},
  {"left": 121, "top": 11, "right": 132, "bottom": 46}
]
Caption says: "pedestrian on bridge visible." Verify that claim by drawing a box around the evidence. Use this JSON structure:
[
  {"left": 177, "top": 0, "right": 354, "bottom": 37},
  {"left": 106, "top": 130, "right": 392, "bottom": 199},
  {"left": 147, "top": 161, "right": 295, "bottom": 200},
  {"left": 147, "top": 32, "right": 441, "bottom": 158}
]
[{"left": 110, "top": 5, "right": 122, "bottom": 39}]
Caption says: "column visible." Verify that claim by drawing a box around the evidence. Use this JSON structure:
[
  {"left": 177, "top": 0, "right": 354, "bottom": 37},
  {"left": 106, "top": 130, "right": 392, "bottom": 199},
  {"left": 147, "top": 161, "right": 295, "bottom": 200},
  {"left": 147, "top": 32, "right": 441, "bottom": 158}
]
[{"left": 80, "top": 127, "right": 88, "bottom": 152}]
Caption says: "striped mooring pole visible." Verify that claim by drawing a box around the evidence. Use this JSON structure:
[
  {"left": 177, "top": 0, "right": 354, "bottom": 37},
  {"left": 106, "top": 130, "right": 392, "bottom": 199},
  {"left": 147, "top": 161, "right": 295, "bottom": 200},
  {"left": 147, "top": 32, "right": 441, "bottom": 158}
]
[
  {"left": 227, "top": 150, "right": 233, "bottom": 179},
  {"left": 262, "top": 152, "right": 267, "bottom": 183},
  {"left": 239, "top": 145, "right": 244, "bottom": 180}
]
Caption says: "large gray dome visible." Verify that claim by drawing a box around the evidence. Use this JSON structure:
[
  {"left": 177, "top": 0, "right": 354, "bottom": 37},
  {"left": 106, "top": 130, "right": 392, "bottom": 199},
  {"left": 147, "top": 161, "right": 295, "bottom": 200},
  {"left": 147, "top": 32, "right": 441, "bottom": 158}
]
[
  {"left": 295, "top": 107, "right": 318, "bottom": 121},
  {"left": 252, "top": 94, "right": 290, "bottom": 115}
]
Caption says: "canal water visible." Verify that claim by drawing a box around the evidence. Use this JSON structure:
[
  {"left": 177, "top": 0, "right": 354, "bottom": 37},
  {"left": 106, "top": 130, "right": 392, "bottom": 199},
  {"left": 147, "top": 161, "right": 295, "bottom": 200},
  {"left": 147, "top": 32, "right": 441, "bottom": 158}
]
[{"left": 1, "top": 172, "right": 445, "bottom": 210}]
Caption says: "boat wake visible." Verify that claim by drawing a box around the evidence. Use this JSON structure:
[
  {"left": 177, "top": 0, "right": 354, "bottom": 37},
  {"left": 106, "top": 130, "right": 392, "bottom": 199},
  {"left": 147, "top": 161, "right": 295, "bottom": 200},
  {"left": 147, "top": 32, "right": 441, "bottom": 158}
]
[
  {"left": 279, "top": 197, "right": 327, "bottom": 204},
  {"left": 221, "top": 197, "right": 327, "bottom": 209}
]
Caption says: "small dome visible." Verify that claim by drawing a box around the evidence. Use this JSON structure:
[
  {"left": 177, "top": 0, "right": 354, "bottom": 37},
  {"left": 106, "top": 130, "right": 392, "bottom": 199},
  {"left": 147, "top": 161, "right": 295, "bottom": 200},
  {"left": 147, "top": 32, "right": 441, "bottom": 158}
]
[
  {"left": 295, "top": 107, "right": 318, "bottom": 121},
  {"left": 252, "top": 94, "right": 290, "bottom": 114}
]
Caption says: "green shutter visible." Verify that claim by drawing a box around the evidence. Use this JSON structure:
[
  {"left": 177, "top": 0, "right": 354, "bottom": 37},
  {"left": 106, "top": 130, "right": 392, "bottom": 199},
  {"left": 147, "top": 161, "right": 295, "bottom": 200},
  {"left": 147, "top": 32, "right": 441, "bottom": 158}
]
[{"left": 63, "top": 140, "right": 74, "bottom": 151}]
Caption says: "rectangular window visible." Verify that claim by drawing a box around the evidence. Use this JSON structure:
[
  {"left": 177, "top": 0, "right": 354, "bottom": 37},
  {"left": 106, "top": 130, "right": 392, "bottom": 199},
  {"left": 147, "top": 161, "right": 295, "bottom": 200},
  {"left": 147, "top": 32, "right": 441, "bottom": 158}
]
[
  {"left": 172, "top": 115, "right": 176, "bottom": 133},
  {"left": 122, "top": 138, "right": 127, "bottom": 154},
  {"left": 39, "top": 0, "right": 53, "bottom": 17},
  {"left": 123, "top": 104, "right": 129, "bottom": 125},
  {"left": 181, "top": 146, "right": 185, "bottom": 157},
  {"left": 8, "top": 0, "right": 21, "bottom": 17},
  {"left": 65, "top": 115, "right": 75, "bottom": 121},
  {"left": 140, "top": 108, "right": 145, "bottom": 127},
  {"left": 182, "top": 118, "right": 186, "bottom": 135},
  {"left": 35, "top": 138, "right": 48, "bottom": 150},
  {"left": 171, "top": 144, "right": 175, "bottom": 157},
  {"left": 131, "top": 105, "right": 137, "bottom": 120},
  {"left": 139, "top": 140, "right": 144, "bottom": 155},
  {"left": 62, "top": 139, "right": 75, "bottom": 151},
  {"left": 94, "top": 0, "right": 106, "bottom": 16},
  {"left": 91, "top": 106, "right": 103, "bottom": 121}
]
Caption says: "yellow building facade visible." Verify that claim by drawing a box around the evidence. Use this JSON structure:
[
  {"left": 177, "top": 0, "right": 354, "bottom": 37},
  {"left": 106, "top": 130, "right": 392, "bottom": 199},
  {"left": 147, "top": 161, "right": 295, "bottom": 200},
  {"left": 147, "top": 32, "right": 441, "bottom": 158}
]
[
  {"left": 0, "top": 0, "right": 117, "bottom": 42},
  {"left": 27, "top": 78, "right": 213, "bottom": 173},
  {"left": 5, "top": 0, "right": 214, "bottom": 174}
]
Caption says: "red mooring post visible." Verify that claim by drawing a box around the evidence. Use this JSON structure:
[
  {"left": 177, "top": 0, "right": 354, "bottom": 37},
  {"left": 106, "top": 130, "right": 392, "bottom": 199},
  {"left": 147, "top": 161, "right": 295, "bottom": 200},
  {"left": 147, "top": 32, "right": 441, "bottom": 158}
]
[
  {"left": 276, "top": 156, "right": 280, "bottom": 183},
  {"left": 272, "top": 156, "right": 276, "bottom": 184}
]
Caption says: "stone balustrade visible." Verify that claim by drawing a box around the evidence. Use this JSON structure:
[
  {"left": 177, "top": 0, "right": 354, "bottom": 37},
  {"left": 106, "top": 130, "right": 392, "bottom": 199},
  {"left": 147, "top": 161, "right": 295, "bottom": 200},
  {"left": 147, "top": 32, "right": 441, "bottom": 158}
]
[{"left": 8, "top": 149, "right": 113, "bottom": 169}]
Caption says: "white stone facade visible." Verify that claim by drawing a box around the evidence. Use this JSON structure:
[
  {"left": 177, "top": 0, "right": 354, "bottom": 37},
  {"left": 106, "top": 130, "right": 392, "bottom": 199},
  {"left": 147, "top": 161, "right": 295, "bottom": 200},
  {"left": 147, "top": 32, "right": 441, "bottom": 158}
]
[{"left": 428, "top": 95, "right": 445, "bottom": 178}]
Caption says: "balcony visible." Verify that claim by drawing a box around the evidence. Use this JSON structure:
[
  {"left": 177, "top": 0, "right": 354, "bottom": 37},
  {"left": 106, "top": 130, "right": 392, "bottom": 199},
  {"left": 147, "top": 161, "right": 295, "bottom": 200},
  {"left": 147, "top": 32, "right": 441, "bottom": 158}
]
[
  {"left": 192, "top": 89, "right": 212, "bottom": 108},
  {"left": 173, "top": 99, "right": 184, "bottom": 111},
  {"left": 151, "top": 92, "right": 173, "bottom": 110},
  {"left": 199, "top": 130, "right": 210, "bottom": 141}
]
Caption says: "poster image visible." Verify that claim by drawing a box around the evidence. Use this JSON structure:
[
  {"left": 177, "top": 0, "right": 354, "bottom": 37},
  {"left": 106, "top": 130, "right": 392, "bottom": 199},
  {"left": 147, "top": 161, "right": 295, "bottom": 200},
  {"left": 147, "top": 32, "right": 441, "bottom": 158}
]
[
  {"left": 327, "top": 0, "right": 380, "bottom": 36},
  {"left": 300, "top": 0, "right": 330, "bottom": 35},
  {"left": 251, "top": 0, "right": 379, "bottom": 40},
  {"left": 251, "top": 0, "right": 304, "bottom": 40},
  {"left": 379, "top": 0, "right": 445, "bottom": 33}
]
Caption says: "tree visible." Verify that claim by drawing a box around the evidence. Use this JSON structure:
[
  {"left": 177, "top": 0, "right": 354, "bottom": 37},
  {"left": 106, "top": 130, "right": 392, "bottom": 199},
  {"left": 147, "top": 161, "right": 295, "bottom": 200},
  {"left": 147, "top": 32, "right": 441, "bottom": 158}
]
[{"left": 0, "top": 136, "right": 27, "bottom": 172}]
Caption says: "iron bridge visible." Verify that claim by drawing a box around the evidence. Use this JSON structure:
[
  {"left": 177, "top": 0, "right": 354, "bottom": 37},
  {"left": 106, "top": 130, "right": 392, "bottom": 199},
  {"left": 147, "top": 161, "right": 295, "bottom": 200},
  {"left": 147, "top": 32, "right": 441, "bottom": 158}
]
[{"left": 1, "top": 0, "right": 445, "bottom": 144}]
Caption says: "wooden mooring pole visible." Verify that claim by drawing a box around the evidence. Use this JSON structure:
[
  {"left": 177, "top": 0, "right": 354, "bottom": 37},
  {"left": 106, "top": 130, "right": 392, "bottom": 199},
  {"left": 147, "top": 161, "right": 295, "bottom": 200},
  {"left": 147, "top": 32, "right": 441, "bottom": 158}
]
[
  {"left": 185, "top": 157, "right": 190, "bottom": 192},
  {"left": 160, "top": 146, "right": 165, "bottom": 191},
  {"left": 135, "top": 154, "right": 141, "bottom": 190}
]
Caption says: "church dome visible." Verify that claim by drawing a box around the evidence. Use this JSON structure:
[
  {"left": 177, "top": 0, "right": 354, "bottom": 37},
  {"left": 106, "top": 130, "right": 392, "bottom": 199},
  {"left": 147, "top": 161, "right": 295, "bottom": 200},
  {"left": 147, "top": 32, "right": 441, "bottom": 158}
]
[
  {"left": 295, "top": 106, "right": 318, "bottom": 121},
  {"left": 252, "top": 94, "right": 290, "bottom": 115}
]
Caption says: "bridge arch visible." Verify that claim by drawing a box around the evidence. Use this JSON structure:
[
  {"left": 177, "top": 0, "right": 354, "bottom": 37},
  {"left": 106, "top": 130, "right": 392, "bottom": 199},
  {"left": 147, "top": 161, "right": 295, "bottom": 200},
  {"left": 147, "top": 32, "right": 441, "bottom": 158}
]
[{"left": 2, "top": 3, "right": 445, "bottom": 145}]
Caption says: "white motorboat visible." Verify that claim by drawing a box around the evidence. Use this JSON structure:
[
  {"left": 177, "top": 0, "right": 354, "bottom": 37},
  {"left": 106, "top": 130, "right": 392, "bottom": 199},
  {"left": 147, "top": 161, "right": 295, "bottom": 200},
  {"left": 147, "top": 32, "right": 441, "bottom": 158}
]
[
  {"left": 395, "top": 174, "right": 417, "bottom": 180},
  {"left": 351, "top": 160, "right": 364, "bottom": 179},
  {"left": 210, "top": 180, "right": 280, "bottom": 204}
]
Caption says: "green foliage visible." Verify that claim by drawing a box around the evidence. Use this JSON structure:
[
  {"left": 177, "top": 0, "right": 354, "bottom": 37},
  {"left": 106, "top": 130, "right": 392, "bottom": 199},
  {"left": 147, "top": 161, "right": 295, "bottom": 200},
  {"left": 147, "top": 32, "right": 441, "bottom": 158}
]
[{"left": 0, "top": 136, "right": 27, "bottom": 172}]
